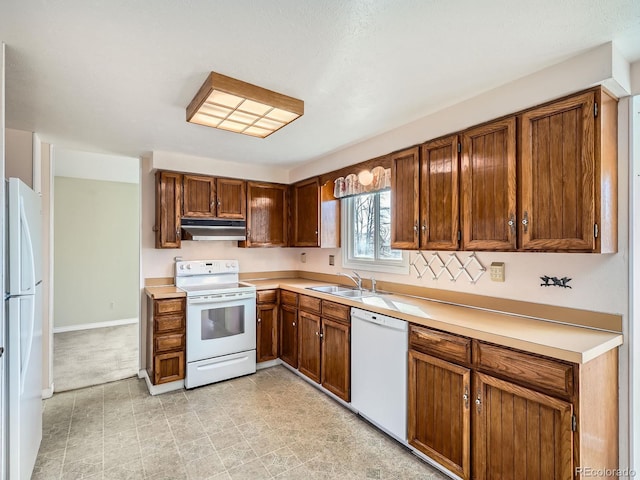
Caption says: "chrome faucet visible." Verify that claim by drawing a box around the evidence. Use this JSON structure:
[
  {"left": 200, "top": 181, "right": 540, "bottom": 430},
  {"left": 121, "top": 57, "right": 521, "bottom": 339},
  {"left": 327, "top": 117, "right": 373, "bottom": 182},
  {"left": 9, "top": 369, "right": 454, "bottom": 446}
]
[
  {"left": 370, "top": 276, "right": 377, "bottom": 293},
  {"left": 338, "top": 271, "right": 363, "bottom": 290}
]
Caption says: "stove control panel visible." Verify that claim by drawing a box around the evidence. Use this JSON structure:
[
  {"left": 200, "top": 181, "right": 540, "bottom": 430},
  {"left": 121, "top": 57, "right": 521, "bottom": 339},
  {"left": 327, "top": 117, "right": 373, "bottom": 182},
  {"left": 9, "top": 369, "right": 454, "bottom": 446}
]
[{"left": 176, "top": 259, "right": 239, "bottom": 276}]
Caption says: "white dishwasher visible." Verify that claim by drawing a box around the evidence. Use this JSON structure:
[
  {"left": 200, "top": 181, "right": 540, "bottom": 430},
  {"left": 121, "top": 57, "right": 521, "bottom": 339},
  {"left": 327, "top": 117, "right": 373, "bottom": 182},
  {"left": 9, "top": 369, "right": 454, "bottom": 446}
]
[{"left": 351, "top": 307, "right": 408, "bottom": 443}]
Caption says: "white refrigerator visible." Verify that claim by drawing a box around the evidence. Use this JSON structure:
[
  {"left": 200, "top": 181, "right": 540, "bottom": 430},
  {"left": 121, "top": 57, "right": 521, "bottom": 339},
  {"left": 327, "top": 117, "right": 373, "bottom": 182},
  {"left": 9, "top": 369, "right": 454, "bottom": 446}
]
[{"left": 5, "top": 178, "right": 42, "bottom": 480}]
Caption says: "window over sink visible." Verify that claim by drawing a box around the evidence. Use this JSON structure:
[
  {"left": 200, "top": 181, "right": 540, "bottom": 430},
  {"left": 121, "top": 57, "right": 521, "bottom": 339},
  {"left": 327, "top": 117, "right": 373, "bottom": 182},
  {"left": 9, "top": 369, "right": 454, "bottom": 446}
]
[{"left": 342, "top": 191, "right": 409, "bottom": 274}]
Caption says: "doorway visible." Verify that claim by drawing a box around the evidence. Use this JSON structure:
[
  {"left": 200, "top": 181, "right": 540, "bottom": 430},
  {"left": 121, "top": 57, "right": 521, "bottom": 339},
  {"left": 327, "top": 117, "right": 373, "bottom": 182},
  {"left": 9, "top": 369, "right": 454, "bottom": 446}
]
[{"left": 51, "top": 148, "right": 140, "bottom": 391}]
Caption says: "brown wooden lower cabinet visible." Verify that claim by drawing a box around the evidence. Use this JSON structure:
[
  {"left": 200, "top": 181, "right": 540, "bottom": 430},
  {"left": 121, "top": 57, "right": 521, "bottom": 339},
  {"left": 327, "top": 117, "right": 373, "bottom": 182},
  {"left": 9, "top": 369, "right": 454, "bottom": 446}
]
[
  {"left": 279, "top": 304, "right": 298, "bottom": 368},
  {"left": 473, "top": 372, "right": 573, "bottom": 480},
  {"left": 147, "top": 296, "right": 186, "bottom": 385},
  {"left": 320, "top": 317, "right": 350, "bottom": 402},
  {"left": 154, "top": 351, "right": 185, "bottom": 384},
  {"left": 257, "top": 303, "right": 278, "bottom": 363},
  {"left": 408, "top": 350, "right": 471, "bottom": 480},
  {"left": 298, "top": 310, "right": 321, "bottom": 382},
  {"left": 407, "top": 325, "right": 618, "bottom": 480}
]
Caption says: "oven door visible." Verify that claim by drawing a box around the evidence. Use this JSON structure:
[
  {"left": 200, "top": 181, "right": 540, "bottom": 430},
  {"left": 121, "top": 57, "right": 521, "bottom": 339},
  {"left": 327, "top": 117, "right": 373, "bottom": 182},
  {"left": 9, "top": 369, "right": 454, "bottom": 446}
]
[{"left": 186, "top": 292, "right": 256, "bottom": 363}]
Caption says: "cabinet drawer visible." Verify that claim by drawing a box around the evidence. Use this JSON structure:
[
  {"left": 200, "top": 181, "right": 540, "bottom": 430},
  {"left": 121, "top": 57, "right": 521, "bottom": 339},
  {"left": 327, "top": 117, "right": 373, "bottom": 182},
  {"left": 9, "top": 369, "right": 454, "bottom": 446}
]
[
  {"left": 154, "top": 297, "right": 185, "bottom": 315},
  {"left": 473, "top": 340, "right": 574, "bottom": 398},
  {"left": 154, "top": 333, "right": 185, "bottom": 353},
  {"left": 154, "top": 351, "right": 185, "bottom": 384},
  {"left": 154, "top": 313, "right": 185, "bottom": 334},
  {"left": 257, "top": 289, "right": 278, "bottom": 304},
  {"left": 410, "top": 325, "right": 471, "bottom": 365},
  {"left": 280, "top": 290, "right": 298, "bottom": 307},
  {"left": 300, "top": 295, "right": 322, "bottom": 314},
  {"left": 321, "top": 300, "right": 350, "bottom": 323}
]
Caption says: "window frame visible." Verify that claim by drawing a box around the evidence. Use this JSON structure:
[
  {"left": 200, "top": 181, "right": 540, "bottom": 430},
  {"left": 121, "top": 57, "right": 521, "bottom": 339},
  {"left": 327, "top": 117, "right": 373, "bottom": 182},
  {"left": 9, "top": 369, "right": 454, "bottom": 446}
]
[{"left": 341, "top": 191, "right": 410, "bottom": 274}]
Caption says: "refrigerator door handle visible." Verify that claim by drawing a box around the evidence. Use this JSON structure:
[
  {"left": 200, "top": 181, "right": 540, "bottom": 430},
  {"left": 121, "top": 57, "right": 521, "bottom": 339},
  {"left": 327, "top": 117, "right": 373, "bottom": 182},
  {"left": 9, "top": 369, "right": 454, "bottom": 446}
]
[
  {"left": 20, "top": 296, "right": 36, "bottom": 395},
  {"left": 19, "top": 198, "right": 37, "bottom": 295}
]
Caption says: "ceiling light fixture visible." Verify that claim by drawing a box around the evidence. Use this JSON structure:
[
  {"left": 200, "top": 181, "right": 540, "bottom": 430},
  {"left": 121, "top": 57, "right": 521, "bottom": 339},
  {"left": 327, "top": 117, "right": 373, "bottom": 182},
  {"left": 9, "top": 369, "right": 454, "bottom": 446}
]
[{"left": 186, "top": 71, "right": 304, "bottom": 138}]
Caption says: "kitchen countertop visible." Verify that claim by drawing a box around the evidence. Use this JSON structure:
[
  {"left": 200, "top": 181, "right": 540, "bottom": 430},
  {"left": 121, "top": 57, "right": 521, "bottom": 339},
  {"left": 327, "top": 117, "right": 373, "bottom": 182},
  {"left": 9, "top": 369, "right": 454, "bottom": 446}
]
[
  {"left": 245, "top": 278, "right": 622, "bottom": 364},
  {"left": 144, "top": 285, "right": 186, "bottom": 299}
]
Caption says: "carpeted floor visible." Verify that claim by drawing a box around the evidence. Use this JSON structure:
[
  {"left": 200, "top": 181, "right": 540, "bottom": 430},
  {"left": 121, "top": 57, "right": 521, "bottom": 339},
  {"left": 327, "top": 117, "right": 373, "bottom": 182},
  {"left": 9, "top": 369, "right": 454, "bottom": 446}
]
[{"left": 53, "top": 323, "right": 138, "bottom": 392}]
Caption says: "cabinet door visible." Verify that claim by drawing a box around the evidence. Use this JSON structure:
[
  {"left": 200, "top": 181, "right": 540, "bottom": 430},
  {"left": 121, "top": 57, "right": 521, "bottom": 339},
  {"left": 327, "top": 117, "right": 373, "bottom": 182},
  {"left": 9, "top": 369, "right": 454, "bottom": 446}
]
[
  {"left": 279, "top": 305, "right": 298, "bottom": 368},
  {"left": 320, "top": 318, "right": 350, "bottom": 402},
  {"left": 292, "top": 178, "right": 320, "bottom": 247},
  {"left": 473, "top": 372, "right": 573, "bottom": 480},
  {"left": 216, "top": 178, "right": 246, "bottom": 219},
  {"left": 257, "top": 304, "right": 278, "bottom": 362},
  {"left": 461, "top": 118, "right": 516, "bottom": 250},
  {"left": 298, "top": 310, "right": 321, "bottom": 383},
  {"left": 155, "top": 171, "right": 182, "bottom": 248},
  {"left": 520, "top": 91, "right": 595, "bottom": 251},
  {"left": 408, "top": 350, "right": 471, "bottom": 480},
  {"left": 154, "top": 351, "right": 185, "bottom": 384},
  {"left": 183, "top": 174, "right": 216, "bottom": 217},
  {"left": 244, "top": 182, "right": 288, "bottom": 247},
  {"left": 420, "top": 135, "right": 460, "bottom": 250},
  {"left": 391, "top": 148, "right": 420, "bottom": 249}
]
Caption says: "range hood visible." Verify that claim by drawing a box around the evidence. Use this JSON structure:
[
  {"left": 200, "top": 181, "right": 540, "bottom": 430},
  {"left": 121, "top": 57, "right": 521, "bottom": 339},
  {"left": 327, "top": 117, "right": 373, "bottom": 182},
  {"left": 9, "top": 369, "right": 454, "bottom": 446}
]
[{"left": 181, "top": 218, "right": 247, "bottom": 241}]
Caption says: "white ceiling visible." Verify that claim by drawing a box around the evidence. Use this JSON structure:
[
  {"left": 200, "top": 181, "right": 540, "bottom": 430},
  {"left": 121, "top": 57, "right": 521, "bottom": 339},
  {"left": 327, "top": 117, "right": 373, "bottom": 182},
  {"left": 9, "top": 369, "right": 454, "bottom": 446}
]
[{"left": 1, "top": 0, "right": 639, "bottom": 168}]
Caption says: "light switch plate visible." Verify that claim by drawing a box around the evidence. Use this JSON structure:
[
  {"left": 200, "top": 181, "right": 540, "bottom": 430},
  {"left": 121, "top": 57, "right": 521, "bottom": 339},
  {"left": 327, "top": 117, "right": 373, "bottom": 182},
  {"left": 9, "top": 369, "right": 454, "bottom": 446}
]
[
  {"left": 329, "top": 255, "right": 335, "bottom": 266},
  {"left": 490, "top": 262, "right": 505, "bottom": 282},
  {"left": 301, "top": 252, "right": 307, "bottom": 263}
]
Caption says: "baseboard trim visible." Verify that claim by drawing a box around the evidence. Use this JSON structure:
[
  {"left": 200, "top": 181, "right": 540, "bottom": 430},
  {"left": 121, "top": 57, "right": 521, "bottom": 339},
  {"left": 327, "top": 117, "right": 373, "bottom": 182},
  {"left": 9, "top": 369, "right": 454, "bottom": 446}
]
[
  {"left": 42, "top": 383, "right": 54, "bottom": 399},
  {"left": 256, "top": 359, "right": 281, "bottom": 370},
  {"left": 54, "top": 318, "right": 138, "bottom": 334},
  {"left": 140, "top": 369, "right": 184, "bottom": 396}
]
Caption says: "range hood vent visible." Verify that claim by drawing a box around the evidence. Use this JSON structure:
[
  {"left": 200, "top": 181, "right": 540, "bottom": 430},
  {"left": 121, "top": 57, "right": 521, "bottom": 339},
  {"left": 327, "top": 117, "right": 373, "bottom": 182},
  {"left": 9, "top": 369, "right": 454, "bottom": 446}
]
[{"left": 181, "top": 218, "right": 246, "bottom": 241}]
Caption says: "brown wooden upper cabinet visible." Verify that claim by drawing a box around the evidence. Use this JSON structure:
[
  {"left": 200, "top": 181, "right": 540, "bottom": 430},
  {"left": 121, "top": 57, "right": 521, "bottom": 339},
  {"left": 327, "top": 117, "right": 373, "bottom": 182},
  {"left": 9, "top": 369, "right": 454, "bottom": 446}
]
[
  {"left": 391, "top": 138, "right": 460, "bottom": 251},
  {"left": 240, "top": 182, "right": 288, "bottom": 247},
  {"left": 291, "top": 177, "right": 340, "bottom": 248},
  {"left": 155, "top": 171, "right": 182, "bottom": 248},
  {"left": 183, "top": 175, "right": 246, "bottom": 220},
  {"left": 216, "top": 178, "right": 246, "bottom": 219},
  {"left": 519, "top": 89, "right": 617, "bottom": 252},
  {"left": 291, "top": 177, "right": 320, "bottom": 247},
  {"left": 390, "top": 148, "right": 420, "bottom": 249},
  {"left": 182, "top": 174, "right": 216, "bottom": 217},
  {"left": 461, "top": 118, "right": 517, "bottom": 250},
  {"left": 420, "top": 135, "right": 460, "bottom": 250}
]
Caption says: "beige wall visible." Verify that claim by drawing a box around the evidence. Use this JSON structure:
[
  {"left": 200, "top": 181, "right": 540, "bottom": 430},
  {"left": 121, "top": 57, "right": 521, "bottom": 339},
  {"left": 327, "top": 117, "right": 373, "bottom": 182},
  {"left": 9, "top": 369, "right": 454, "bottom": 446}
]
[
  {"left": 5, "top": 128, "right": 32, "bottom": 187},
  {"left": 54, "top": 176, "right": 139, "bottom": 328}
]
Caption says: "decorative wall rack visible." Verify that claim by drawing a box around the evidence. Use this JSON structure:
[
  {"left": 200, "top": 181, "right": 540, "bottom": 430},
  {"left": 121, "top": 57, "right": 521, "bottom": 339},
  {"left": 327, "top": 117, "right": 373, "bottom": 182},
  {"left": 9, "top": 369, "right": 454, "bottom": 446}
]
[{"left": 410, "top": 251, "right": 486, "bottom": 284}]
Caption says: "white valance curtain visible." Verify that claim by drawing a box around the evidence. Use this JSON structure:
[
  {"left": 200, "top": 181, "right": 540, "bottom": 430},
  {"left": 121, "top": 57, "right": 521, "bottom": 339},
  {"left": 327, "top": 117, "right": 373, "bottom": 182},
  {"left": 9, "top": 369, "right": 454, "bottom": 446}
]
[{"left": 333, "top": 166, "right": 391, "bottom": 198}]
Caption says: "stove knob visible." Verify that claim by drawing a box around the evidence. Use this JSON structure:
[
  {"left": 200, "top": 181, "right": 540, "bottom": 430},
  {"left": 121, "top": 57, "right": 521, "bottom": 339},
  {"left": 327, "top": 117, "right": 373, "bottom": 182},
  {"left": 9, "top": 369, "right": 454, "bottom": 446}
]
[
  {"left": 179, "top": 265, "right": 184, "bottom": 270},
  {"left": 186, "top": 264, "right": 191, "bottom": 270}
]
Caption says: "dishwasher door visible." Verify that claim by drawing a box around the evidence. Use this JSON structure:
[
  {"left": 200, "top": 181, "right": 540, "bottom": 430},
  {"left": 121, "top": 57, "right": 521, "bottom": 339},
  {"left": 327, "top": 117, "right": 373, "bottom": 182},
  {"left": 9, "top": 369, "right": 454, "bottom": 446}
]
[{"left": 351, "top": 308, "right": 408, "bottom": 442}]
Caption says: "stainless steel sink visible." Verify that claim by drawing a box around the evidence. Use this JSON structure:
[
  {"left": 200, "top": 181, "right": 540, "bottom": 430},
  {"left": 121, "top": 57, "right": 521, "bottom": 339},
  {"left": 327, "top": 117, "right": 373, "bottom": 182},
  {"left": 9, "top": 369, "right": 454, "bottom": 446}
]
[
  {"left": 307, "top": 285, "right": 354, "bottom": 294},
  {"left": 307, "top": 285, "right": 375, "bottom": 299}
]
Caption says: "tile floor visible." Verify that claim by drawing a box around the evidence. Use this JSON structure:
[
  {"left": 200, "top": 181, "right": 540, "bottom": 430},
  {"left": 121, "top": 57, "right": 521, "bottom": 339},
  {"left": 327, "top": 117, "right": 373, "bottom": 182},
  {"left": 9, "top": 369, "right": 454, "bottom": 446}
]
[
  {"left": 33, "top": 366, "right": 446, "bottom": 479},
  {"left": 53, "top": 324, "right": 138, "bottom": 392}
]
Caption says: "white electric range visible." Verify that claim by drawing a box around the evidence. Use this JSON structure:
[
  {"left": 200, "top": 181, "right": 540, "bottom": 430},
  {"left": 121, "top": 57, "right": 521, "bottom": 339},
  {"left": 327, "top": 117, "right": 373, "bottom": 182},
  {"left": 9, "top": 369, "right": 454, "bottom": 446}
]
[{"left": 176, "top": 260, "right": 256, "bottom": 388}]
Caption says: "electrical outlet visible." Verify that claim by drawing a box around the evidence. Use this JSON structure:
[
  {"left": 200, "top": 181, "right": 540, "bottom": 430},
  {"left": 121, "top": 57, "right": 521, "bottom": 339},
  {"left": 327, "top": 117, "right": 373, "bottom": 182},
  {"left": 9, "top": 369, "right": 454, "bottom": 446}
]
[
  {"left": 329, "top": 255, "right": 335, "bottom": 266},
  {"left": 490, "top": 262, "right": 505, "bottom": 282}
]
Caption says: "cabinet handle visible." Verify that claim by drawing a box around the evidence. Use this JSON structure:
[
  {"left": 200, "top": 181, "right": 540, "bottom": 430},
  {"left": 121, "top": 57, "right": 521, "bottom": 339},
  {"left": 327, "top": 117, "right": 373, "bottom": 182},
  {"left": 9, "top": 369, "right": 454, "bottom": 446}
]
[
  {"left": 463, "top": 385, "right": 469, "bottom": 408},
  {"left": 247, "top": 229, "right": 251, "bottom": 239},
  {"left": 217, "top": 200, "right": 221, "bottom": 207},
  {"left": 522, "top": 211, "right": 529, "bottom": 233},
  {"left": 292, "top": 322, "right": 296, "bottom": 327},
  {"left": 315, "top": 230, "right": 318, "bottom": 235},
  {"left": 421, "top": 223, "right": 427, "bottom": 233},
  {"left": 475, "top": 391, "right": 482, "bottom": 413},
  {"left": 176, "top": 227, "right": 180, "bottom": 239},
  {"left": 413, "top": 223, "right": 418, "bottom": 233},
  {"left": 257, "top": 318, "right": 261, "bottom": 323},
  {"left": 508, "top": 215, "right": 515, "bottom": 233}
]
